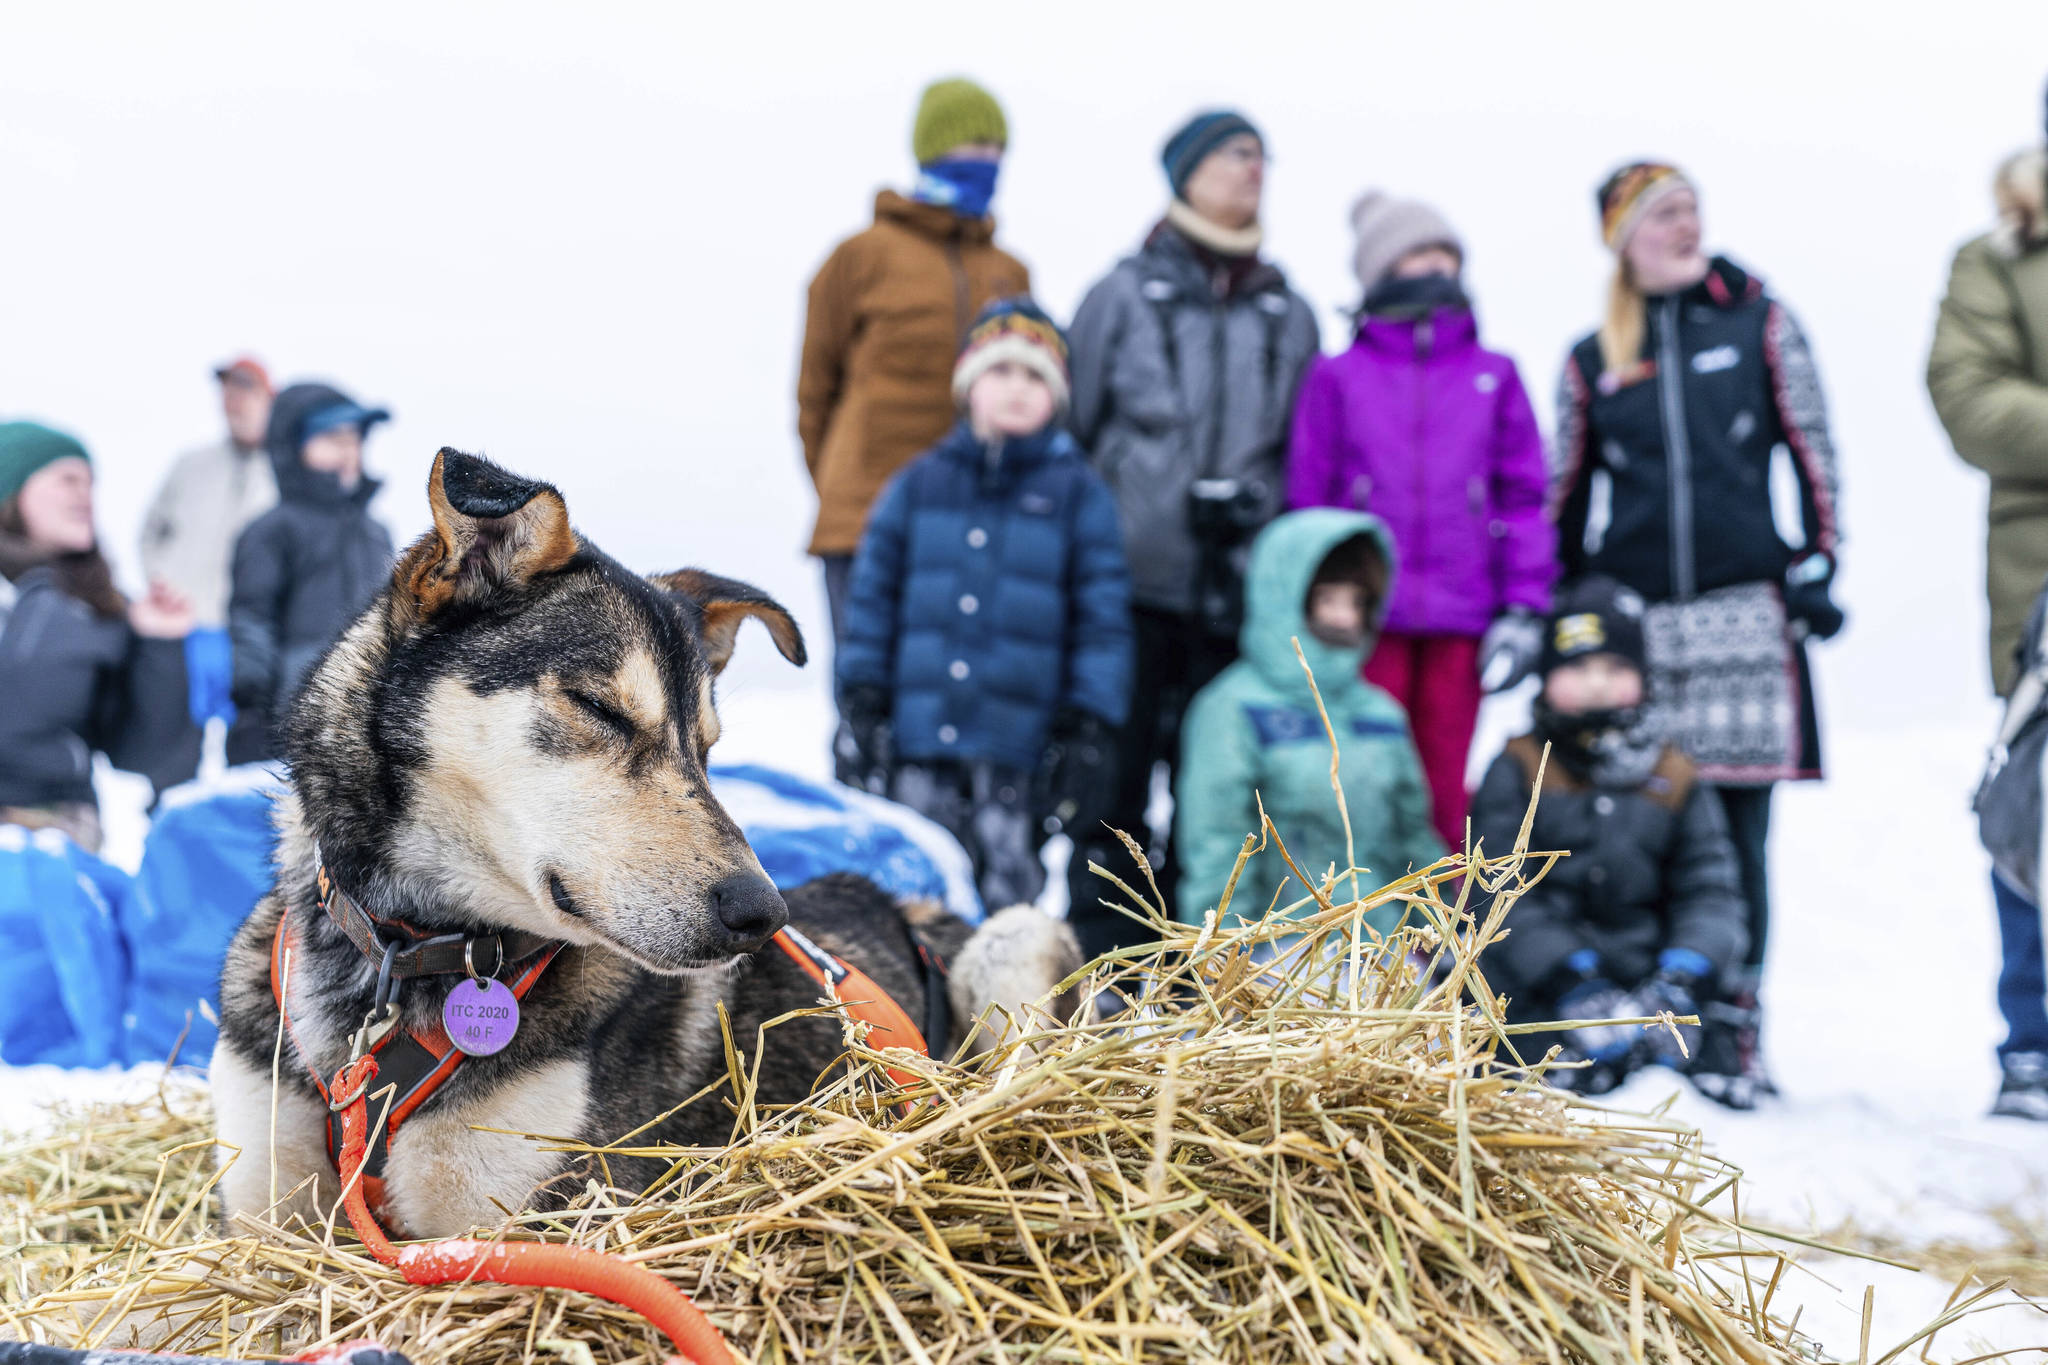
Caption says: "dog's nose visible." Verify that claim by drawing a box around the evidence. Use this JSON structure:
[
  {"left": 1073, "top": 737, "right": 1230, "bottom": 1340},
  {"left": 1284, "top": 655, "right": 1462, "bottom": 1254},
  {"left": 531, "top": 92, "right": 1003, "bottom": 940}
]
[{"left": 710, "top": 873, "right": 787, "bottom": 946}]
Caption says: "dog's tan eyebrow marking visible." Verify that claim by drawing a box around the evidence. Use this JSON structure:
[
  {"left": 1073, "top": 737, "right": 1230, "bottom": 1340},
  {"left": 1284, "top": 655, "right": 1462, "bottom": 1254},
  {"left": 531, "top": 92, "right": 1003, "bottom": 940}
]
[
  {"left": 612, "top": 649, "right": 667, "bottom": 732},
  {"left": 697, "top": 675, "right": 720, "bottom": 753}
]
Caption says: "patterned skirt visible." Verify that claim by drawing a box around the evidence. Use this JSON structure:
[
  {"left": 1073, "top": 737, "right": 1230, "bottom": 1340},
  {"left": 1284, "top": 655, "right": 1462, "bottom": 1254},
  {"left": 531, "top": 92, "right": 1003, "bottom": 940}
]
[{"left": 1641, "top": 581, "right": 1822, "bottom": 786}]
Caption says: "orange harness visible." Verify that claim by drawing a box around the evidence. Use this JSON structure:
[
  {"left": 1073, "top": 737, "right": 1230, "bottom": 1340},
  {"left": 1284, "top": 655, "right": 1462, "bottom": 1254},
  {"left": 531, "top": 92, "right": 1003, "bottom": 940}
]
[
  {"left": 269, "top": 908, "right": 564, "bottom": 1222},
  {"left": 270, "top": 905, "right": 935, "bottom": 1225},
  {"left": 767, "top": 923, "right": 935, "bottom": 1087},
  {"left": 270, "top": 890, "right": 941, "bottom": 1365}
]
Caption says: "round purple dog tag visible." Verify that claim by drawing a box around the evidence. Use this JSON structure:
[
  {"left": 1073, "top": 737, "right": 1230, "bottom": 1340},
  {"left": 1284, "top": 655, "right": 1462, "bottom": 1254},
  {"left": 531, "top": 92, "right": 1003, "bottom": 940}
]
[{"left": 444, "top": 977, "right": 519, "bottom": 1056}]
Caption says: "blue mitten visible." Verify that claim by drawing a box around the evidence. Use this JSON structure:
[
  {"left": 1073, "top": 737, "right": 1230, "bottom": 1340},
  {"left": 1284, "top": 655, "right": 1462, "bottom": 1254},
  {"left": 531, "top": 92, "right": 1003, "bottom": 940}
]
[{"left": 184, "top": 626, "right": 237, "bottom": 727}]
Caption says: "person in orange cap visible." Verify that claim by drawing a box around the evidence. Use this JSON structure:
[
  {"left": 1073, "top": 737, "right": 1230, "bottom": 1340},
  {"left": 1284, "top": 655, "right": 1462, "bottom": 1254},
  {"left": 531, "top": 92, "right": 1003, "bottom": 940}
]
[{"left": 139, "top": 356, "right": 278, "bottom": 730}]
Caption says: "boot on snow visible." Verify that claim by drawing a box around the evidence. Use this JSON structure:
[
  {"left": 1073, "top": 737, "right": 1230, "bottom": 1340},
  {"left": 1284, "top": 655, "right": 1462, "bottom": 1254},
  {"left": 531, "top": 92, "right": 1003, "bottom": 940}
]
[
  {"left": 1686, "top": 996, "right": 1761, "bottom": 1111},
  {"left": 1727, "top": 985, "right": 1779, "bottom": 1098},
  {"left": 1991, "top": 1051, "right": 2048, "bottom": 1121}
]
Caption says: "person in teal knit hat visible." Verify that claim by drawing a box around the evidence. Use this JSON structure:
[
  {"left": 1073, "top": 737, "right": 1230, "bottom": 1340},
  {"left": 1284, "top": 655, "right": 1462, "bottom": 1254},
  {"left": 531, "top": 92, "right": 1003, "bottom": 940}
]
[
  {"left": 1173, "top": 508, "right": 1444, "bottom": 935},
  {"left": 0, "top": 421, "right": 197, "bottom": 850}
]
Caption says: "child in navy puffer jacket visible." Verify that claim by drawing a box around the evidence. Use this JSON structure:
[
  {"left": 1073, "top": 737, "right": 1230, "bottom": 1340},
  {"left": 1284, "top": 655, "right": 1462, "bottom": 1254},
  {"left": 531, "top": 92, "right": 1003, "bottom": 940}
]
[{"left": 837, "top": 299, "right": 1133, "bottom": 908}]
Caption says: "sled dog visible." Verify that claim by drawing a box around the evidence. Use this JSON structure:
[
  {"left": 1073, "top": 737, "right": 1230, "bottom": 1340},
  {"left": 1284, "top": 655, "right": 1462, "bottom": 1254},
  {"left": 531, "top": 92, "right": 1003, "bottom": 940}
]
[{"left": 212, "top": 449, "right": 1081, "bottom": 1237}]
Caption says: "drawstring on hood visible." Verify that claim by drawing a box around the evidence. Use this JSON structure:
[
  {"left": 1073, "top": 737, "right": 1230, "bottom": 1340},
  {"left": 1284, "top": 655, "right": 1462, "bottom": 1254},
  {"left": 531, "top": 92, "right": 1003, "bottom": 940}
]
[{"left": 1238, "top": 509, "right": 1397, "bottom": 702}]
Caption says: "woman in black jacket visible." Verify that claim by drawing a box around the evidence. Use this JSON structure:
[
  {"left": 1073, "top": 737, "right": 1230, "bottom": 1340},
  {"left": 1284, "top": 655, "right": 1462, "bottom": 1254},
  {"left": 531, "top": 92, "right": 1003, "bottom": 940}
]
[
  {"left": 1550, "top": 163, "right": 1845, "bottom": 1093},
  {"left": 0, "top": 422, "right": 196, "bottom": 851}
]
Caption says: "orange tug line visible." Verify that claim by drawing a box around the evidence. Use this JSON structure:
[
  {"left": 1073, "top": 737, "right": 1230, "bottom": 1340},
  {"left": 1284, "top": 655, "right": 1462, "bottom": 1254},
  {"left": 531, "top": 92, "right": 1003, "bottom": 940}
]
[
  {"left": 330, "top": 1052, "right": 737, "bottom": 1365},
  {"left": 314, "top": 927, "right": 933, "bottom": 1365}
]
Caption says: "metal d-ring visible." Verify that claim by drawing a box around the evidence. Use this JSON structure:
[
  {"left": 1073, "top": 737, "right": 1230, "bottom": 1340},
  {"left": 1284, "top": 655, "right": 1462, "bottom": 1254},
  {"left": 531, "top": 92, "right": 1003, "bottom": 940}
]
[
  {"left": 342, "top": 1001, "right": 400, "bottom": 1071},
  {"left": 340, "top": 938, "right": 405, "bottom": 1075},
  {"left": 464, "top": 936, "right": 504, "bottom": 988}
]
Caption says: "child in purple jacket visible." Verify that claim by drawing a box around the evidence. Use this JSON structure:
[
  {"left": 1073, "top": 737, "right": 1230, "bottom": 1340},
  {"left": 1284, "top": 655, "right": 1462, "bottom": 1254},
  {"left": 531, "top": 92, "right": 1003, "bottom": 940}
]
[{"left": 1288, "top": 192, "right": 1555, "bottom": 845}]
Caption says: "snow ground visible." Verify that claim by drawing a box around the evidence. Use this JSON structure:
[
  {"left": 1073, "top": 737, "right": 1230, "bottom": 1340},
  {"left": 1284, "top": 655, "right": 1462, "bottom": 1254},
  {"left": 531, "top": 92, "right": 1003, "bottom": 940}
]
[{"left": 7, "top": 681, "right": 2046, "bottom": 1359}]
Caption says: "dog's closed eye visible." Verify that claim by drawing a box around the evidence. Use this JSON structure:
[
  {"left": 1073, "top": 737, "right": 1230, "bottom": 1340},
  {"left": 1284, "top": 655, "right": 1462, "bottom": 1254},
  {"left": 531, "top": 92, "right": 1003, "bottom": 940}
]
[{"left": 566, "top": 689, "right": 636, "bottom": 738}]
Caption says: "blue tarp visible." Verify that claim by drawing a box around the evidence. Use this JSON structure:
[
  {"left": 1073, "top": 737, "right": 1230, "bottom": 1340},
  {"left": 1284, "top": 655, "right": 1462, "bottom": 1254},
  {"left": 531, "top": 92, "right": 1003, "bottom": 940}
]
[
  {"left": 0, "top": 763, "right": 979, "bottom": 1071},
  {"left": 707, "top": 764, "right": 983, "bottom": 925},
  {"left": 0, "top": 825, "right": 132, "bottom": 1068},
  {"left": 122, "top": 768, "right": 284, "bottom": 1067}
]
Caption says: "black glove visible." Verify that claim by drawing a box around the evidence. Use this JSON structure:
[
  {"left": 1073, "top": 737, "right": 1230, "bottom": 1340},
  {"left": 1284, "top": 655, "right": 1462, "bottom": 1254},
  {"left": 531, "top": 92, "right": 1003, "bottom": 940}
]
[
  {"left": 1784, "top": 554, "right": 1845, "bottom": 642},
  {"left": 1478, "top": 608, "right": 1544, "bottom": 693},
  {"left": 835, "top": 684, "right": 893, "bottom": 793},
  {"left": 1628, "top": 948, "right": 1711, "bottom": 1069},
  {"left": 1037, "top": 706, "right": 1116, "bottom": 836},
  {"left": 1557, "top": 977, "right": 1638, "bottom": 1070},
  {"left": 1540, "top": 950, "right": 1639, "bottom": 1093}
]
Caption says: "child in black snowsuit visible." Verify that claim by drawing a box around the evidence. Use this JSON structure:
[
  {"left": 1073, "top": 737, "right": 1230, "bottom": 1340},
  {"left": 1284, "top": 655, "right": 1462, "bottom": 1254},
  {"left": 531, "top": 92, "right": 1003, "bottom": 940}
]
[
  {"left": 225, "top": 383, "right": 394, "bottom": 764},
  {"left": 1470, "top": 577, "right": 1755, "bottom": 1108}
]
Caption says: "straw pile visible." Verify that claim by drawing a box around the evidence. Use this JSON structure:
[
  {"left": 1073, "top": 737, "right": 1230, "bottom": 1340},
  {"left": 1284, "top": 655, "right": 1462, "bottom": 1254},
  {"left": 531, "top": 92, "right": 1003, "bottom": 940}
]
[{"left": 0, "top": 744, "right": 1990, "bottom": 1362}]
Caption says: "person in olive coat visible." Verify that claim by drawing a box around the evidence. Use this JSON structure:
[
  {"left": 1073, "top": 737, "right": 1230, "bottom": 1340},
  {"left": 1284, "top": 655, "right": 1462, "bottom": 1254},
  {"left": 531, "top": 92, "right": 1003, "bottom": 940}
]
[{"left": 1929, "top": 129, "right": 2048, "bottom": 696}]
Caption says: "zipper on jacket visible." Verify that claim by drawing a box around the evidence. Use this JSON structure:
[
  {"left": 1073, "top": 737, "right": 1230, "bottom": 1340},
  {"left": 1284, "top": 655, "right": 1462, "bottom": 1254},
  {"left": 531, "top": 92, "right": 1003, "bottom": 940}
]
[
  {"left": 1204, "top": 300, "right": 1228, "bottom": 478},
  {"left": 1654, "top": 295, "right": 1697, "bottom": 601},
  {"left": 946, "top": 240, "right": 970, "bottom": 344},
  {"left": 1411, "top": 340, "right": 1430, "bottom": 593}
]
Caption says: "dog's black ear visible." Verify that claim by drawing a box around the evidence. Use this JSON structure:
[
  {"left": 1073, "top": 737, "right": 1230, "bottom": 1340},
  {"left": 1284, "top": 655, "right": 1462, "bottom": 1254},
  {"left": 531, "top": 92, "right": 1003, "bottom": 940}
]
[
  {"left": 394, "top": 449, "right": 580, "bottom": 626},
  {"left": 651, "top": 569, "right": 807, "bottom": 674}
]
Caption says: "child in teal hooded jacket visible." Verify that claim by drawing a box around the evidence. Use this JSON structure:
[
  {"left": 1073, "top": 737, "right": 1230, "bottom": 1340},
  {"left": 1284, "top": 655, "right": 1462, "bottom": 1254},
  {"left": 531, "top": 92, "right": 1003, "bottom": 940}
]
[{"left": 1174, "top": 509, "right": 1445, "bottom": 932}]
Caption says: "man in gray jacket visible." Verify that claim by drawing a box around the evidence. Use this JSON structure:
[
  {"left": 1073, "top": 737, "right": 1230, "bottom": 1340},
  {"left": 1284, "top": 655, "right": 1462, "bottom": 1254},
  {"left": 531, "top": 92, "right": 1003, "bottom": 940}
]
[
  {"left": 140, "top": 357, "right": 276, "bottom": 628},
  {"left": 1064, "top": 110, "right": 1319, "bottom": 955},
  {"left": 139, "top": 358, "right": 277, "bottom": 734}
]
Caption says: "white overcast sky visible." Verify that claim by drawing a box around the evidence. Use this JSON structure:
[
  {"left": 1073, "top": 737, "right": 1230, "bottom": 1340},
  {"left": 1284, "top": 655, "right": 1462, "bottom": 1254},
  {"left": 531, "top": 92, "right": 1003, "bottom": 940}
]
[{"left": 3, "top": 0, "right": 2045, "bottom": 732}]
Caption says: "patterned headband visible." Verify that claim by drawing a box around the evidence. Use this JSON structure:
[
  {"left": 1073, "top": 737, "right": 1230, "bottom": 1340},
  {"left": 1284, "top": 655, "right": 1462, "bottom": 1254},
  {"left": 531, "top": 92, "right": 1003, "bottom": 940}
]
[{"left": 1600, "top": 163, "right": 1694, "bottom": 250}]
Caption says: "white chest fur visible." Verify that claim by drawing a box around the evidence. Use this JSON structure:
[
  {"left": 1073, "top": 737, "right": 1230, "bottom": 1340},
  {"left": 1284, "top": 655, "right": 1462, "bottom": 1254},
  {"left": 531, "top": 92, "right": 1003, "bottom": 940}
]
[{"left": 382, "top": 1057, "right": 593, "bottom": 1239}]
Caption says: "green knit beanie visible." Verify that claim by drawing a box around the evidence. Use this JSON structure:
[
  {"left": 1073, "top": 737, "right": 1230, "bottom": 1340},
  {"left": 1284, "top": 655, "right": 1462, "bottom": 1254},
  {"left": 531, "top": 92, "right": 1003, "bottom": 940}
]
[
  {"left": 0, "top": 421, "right": 91, "bottom": 506},
  {"left": 912, "top": 78, "right": 1008, "bottom": 165}
]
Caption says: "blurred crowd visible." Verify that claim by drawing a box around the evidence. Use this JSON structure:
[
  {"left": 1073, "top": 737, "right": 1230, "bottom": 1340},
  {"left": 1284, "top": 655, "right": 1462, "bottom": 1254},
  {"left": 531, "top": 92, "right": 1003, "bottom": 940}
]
[{"left": 3, "top": 76, "right": 2045, "bottom": 1121}]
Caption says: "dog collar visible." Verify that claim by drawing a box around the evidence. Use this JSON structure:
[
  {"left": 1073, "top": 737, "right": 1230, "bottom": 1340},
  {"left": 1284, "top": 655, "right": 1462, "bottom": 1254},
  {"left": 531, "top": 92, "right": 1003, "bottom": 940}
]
[{"left": 316, "top": 858, "right": 563, "bottom": 983}]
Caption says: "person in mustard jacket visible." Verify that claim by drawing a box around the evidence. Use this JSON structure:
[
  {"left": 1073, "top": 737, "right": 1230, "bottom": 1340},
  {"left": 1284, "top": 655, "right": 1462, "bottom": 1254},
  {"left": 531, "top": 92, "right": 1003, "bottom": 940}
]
[{"left": 798, "top": 78, "right": 1031, "bottom": 643}]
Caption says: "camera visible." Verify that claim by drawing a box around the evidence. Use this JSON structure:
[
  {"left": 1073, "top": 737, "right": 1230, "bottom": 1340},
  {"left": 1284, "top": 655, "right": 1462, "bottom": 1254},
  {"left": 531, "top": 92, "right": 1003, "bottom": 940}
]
[{"left": 1186, "top": 476, "right": 1268, "bottom": 545}]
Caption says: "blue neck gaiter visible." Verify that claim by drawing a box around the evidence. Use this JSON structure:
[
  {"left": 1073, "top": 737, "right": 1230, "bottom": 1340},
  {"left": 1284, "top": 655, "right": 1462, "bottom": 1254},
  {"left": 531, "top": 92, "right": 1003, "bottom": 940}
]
[{"left": 912, "top": 158, "right": 1000, "bottom": 218}]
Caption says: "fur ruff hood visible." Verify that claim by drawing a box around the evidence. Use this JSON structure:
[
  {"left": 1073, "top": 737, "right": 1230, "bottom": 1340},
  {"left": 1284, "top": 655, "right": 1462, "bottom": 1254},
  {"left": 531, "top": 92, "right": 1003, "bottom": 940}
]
[{"left": 1992, "top": 147, "right": 2048, "bottom": 256}]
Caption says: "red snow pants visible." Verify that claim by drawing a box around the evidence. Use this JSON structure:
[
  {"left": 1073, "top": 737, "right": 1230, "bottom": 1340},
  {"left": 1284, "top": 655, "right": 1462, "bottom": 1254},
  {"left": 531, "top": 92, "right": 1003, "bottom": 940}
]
[{"left": 1363, "top": 631, "right": 1482, "bottom": 848}]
